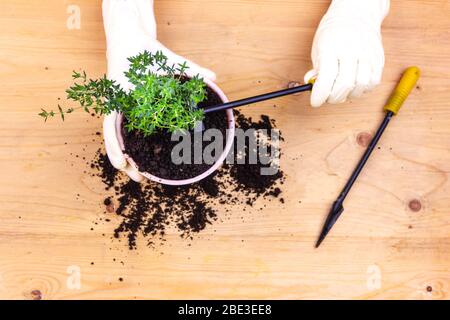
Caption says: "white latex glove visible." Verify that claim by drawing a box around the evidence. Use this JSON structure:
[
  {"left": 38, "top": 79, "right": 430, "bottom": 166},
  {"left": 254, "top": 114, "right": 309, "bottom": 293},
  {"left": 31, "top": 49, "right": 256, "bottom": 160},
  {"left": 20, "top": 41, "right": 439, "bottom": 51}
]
[
  {"left": 304, "top": 0, "right": 390, "bottom": 107},
  {"left": 102, "top": 0, "right": 216, "bottom": 182}
]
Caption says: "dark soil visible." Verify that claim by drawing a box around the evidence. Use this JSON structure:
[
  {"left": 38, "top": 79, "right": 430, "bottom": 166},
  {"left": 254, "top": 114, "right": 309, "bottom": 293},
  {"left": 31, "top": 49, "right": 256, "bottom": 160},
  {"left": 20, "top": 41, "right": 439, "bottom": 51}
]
[
  {"left": 123, "top": 85, "right": 227, "bottom": 180},
  {"left": 91, "top": 111, "right": 285, "bottom": 250}
]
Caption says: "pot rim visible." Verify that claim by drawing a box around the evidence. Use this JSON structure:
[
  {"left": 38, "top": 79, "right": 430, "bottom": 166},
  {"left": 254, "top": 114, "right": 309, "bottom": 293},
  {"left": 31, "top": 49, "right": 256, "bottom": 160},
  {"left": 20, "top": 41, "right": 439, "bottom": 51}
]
[{"left": 115, "top": 77, "right": 235, "bottom": 186}]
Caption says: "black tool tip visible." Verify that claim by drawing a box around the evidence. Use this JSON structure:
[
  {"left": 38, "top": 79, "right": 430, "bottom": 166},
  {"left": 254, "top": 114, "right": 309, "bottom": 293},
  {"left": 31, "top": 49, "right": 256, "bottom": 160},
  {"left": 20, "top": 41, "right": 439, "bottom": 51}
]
[
  {"left": 315, "top": 226, "right": 329, "bottom": 248},
  {"left": 315, "top": 235, "right": 325, "bottom": 248},
  {"left": 315, "top": 201, "right": 344, "bottom": 249}
]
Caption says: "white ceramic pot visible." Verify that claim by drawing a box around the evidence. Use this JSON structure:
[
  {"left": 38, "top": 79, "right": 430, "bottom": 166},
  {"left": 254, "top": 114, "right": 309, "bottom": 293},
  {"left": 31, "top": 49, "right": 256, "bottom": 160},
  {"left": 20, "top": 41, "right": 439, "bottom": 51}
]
[{"left": 111, "top": 78, "right": 235, "bottom": 186}]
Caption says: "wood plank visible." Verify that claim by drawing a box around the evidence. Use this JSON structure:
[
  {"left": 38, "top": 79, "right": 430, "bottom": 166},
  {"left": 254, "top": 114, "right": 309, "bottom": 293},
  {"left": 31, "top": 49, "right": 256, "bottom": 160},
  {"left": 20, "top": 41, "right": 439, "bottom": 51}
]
[{"left": 0, "top": 0, "right": 448, "bottom": 299}]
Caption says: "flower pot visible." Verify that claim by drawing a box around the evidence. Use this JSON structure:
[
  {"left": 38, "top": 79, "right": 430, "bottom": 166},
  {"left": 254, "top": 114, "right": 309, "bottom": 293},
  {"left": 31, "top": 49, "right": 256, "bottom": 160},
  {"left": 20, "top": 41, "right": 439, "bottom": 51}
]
[{"left": 111, "top": 78, "right": 235, "bottom": 186}]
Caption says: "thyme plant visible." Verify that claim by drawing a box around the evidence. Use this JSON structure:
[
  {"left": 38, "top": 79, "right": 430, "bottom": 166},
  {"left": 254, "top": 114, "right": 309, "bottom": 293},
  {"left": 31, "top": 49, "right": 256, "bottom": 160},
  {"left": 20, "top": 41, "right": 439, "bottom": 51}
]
[{"left": 39, "top": 51, "right": 207, "bottom": 135}]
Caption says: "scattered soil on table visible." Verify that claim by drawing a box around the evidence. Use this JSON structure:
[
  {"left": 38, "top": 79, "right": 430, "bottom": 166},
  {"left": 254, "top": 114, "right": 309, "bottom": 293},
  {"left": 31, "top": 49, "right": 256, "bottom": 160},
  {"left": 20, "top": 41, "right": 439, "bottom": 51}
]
[
  {"left": 123, "top": 84, "right": 227, "bottom": 180},
  {"left": 90, "top": 111, "right": 285, "bottom": 250}
]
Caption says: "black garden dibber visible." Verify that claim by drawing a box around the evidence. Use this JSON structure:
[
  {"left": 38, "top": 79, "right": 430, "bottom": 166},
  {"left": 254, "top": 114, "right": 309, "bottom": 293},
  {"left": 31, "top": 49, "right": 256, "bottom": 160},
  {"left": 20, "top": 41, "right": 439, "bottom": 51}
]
[{"left": 316, "top": 67, "right": 421, "bottom": 248}]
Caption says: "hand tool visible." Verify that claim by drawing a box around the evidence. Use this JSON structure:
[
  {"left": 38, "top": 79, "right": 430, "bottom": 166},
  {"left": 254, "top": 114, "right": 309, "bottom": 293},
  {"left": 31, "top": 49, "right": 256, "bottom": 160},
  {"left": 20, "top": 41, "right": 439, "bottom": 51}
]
[
  {"left": 315, "top": 66, "right": 421, "bottom": 248},
  {"left": 194, "top": 82, "right": 312, "bottom": 132},
  {"left": 203, "top": 83, "right": 313, "bottom": 114}
]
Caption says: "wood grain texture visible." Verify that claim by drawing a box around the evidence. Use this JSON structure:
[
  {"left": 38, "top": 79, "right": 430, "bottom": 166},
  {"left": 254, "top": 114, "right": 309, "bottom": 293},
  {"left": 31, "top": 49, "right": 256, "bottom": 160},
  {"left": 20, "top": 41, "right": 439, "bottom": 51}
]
[{"left": 0, "top": 0, "right": 449, "bottom": 300}]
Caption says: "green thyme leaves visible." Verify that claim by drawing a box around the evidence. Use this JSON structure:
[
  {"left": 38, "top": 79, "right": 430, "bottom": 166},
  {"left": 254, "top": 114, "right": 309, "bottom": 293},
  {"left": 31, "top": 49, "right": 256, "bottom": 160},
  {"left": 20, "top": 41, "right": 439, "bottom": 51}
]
[{"left": 39, "top": 51, "right": 207, "bottom": 136}]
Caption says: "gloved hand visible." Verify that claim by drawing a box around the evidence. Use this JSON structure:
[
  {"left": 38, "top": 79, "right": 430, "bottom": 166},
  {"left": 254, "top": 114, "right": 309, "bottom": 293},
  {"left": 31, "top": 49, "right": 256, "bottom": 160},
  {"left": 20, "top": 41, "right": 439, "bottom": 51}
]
[
  {"left": 102, "top": 0, "right": 216, "bottom": 182},
  {"left": 304, "top": 0, "right": 390, "bottom": 107}
]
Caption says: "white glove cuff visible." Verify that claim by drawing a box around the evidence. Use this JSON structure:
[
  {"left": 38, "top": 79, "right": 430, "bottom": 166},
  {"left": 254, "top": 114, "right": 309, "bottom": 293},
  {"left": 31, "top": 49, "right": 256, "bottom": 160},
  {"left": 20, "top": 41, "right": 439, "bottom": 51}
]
[
  {"left": 103, "top": 0, "right": 157, "bottom": 47},
  {"left": 327, "top": 0, "right": 390, "bottom": 29}
]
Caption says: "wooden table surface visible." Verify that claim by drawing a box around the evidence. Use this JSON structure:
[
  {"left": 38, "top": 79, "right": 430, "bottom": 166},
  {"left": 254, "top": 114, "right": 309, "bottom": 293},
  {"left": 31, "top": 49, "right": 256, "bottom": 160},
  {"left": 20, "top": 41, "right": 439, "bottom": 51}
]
[{"left": 0, "top": 0, "right": 449, "bottom": 300}]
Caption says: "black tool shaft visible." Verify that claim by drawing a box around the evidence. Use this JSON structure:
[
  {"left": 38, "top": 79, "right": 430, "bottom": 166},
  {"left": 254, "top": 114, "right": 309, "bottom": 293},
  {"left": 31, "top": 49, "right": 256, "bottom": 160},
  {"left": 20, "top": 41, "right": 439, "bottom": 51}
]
[
  {"left": 315, "top": 111, "right": 394, "bottom": 248},
  {"left": 339, "top": 111, "right": 394, "bottom": 201},
  {"left": 204, "top": 83, "right": 313, "bottom": 114}
]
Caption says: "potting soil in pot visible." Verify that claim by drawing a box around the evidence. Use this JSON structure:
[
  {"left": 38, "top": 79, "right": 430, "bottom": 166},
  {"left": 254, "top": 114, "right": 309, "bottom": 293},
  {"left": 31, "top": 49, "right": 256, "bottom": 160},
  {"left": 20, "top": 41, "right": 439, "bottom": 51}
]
[
  {"left": 91, "top": 111, "right": 285, "bottom": 250},
  {"left": 122, "top": 84, "right": 227, "bottom": 180}
]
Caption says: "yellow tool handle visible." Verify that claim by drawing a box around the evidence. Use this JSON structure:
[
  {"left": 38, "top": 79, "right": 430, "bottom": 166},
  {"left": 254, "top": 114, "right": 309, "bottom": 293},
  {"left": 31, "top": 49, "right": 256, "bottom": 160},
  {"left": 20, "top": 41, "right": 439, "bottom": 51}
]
[{"left": 384, "top": 66, "right": 421, "bottom": 115}]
